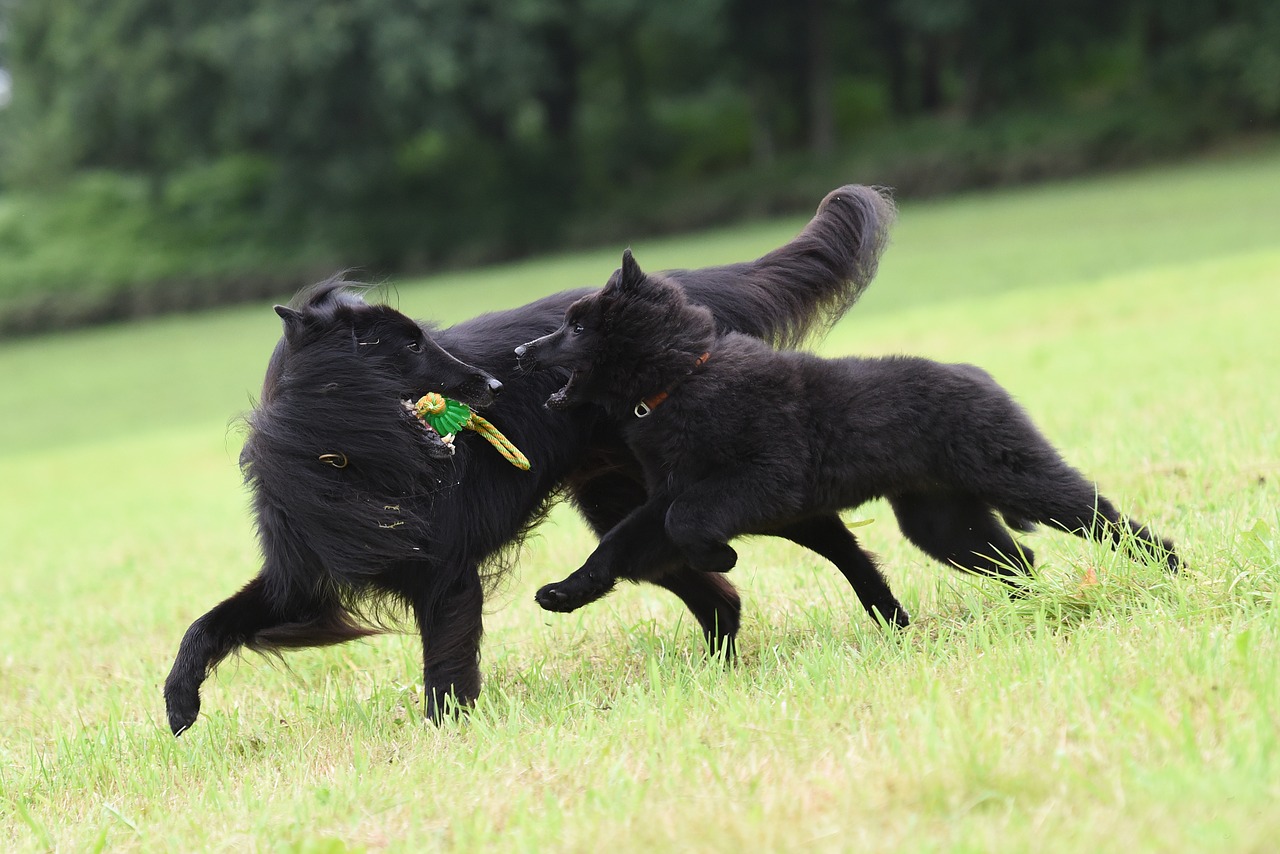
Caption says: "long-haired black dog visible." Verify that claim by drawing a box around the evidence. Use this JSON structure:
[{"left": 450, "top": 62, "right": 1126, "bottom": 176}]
[
  {"left": 164, "top": 185, "right": 900, "bottom": 733},
  {"left": 515, "top": 249, "right": 1181, "bottom": 623}
]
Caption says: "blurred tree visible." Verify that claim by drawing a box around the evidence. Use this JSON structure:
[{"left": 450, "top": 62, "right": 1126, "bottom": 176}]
[
  {"left": 1140, "top": 0, "right": 1280, "bottom": 124},
  {"left": 0, "top": 0, "right": 1273, "bottom": 274},
  {"left": 874, "top": 0, "right": 1134, "bottom": 119}
]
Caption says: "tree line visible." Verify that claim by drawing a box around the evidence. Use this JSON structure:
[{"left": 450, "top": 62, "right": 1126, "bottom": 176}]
[{"left": 1, "top": 0, "right": 1277, "bottom": 270}]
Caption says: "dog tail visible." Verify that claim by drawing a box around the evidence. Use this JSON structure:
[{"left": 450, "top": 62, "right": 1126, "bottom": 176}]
[
  {"left": 246, "top": 602, "right": 381, "bottom": 655},
  {"left": 670, "top": 185, "right": 896, "bottom": 348}
]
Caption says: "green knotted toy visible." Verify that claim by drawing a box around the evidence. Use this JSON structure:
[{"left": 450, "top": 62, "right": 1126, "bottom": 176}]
[
  {"left": 415, "top": 393, "right": 472, "bottom": 437},
  {"left": 413, "top": 392, "right": 531, "bottom": 471}
]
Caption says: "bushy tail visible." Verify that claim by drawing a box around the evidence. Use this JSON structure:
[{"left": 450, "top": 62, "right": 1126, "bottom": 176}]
[{"left": 667, "top": 185, "right": 896, "bottom": 348}]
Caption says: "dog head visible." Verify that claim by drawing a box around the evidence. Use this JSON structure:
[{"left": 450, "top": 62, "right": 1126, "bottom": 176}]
[
  {"left": 515, "top": 249, "right": 715, "bottom": 413},
  {"left": 248, "top": 279, "right": 505, "bottom": 477},
  {"left": 269, "top": 280, "right": 503, "bottom": 410}
]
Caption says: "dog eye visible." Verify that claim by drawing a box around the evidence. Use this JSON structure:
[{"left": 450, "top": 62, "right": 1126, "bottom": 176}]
[
  {"left": 572, "top": 324, "right": 584, "bottom": 335},
  {"left": 407, "top": 341, "right": 421, "bottom": 352}
]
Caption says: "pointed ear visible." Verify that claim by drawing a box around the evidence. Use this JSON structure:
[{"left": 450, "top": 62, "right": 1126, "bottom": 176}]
[
  {"left": 274, "top": 305, "right": 306, "bottom": 344},
  {"left": 619, "top": 248, "right": 644, "bottom": 289}
]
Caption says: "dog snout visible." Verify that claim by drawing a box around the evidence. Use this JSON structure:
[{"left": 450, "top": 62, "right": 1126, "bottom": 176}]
[
  {"left": 487, "top": 377, "right": 504, "bottom": 396},
  {"left": 514, "top": 344, "right": 527, "bottom": 358}
]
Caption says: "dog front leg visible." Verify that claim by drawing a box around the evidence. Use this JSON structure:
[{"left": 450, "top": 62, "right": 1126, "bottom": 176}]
[
  {"left": 663, "top": 473, "right": 800, "bottom": 574},
  {"left": 535, "top": 497, "right": 681, "bottom": 613},
  {"left": 415, "top": 570, "right": 486, "bottom": 723},
  {"left": 164, "top": 575, "right": 280, "bottom": 736},
  {"left": 164, "top": 575, "right": 373, "bottom": 735}
]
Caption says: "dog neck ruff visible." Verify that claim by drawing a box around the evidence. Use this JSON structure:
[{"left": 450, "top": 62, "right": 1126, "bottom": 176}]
[
  {"left": 413, "top": 392, "right": 531, "bottom": 470},
  {"left": 634, "top": 351, "right": 711, "bottom": 418}
]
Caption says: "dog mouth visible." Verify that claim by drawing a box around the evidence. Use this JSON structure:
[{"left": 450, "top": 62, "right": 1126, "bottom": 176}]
[
  {"left": 545, "top": 372, "right": 576, "bottom": 411},
  {"left": 401, "top": 399, "right": 457, "bottom": 456}
]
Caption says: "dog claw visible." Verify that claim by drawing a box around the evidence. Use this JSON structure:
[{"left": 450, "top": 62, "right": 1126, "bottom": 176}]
[
  {"left": 165, "top": 694, "right": 200, "bottom": 736},
  {"left": 534, "top": 585, "right": 576, "bottom": 612}
]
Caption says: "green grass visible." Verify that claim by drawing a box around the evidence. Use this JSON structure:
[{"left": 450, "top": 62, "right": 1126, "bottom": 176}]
[{"left": 2, "top": 151, "right": 1279, "bottom": 851}]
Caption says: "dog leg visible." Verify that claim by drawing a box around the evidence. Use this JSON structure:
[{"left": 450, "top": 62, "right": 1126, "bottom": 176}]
[
  {"left": 164, "top": 575, "right": 372, "bottom": 735},
  {"left": 663, "top": 475, "right": 803, "bottom": 574},
  {"left": 567, "top": 466, "right": 743, "bottom": 651},
  {"left": 1009, "top": 486, "right": 1181, "bottom": 573},
  {"left": 414, "top": 570, "right": 486, "bottom": 723},
  {"left": 651, "top": 570, "right": 742, "bottom": 658},
  {"left": 890, "top": 492, "right": 1034, "bottom": 588},
  {"left": 958, "top": 449, "right": 1181, "bottom": 572},
  {"left": 777, "top": 515, "right": 910, "bottom": 628},
  {"left": 536, "top": 498, "right": 680, "bottom": 612},
  {"left": 165, "top": 578, "right": 276, "bottom": 735},
  {"left": 1063, "top": 495, "right": 1181, "bottom": 572},
  {"left": 538, "top": 516, "right": 744, "bottom": 656},
  {"left": 1104, "top": 508, "right": 1182, "bottom": 572}
]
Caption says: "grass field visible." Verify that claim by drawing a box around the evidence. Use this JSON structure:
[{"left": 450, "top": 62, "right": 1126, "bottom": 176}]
[{"left": 2, "top": 149, "right": 1278, "bottom": 851}]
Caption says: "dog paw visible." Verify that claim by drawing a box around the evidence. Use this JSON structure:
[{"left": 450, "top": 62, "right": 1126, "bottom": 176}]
[
  {"left": 423, "top": 689, "right": 475, "bottom": 725},
  {"left": 535, "top": 571, "right": 614, "bottom": 612},
  {"left": 534, "top": 584, "right": 572, "bottom": 611},
  {"left": 706, "top": 634, "right": 739, "bottom": 665},
  {"left": 164, "top": 686, "right": 201, "bottom": 736},
  {"left": 881, "top": 605, "right": 910, "bottom": 629}
]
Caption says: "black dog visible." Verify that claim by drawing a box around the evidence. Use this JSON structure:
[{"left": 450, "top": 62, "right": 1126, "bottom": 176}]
[
  {"left": 516, "top": 250, "right": 1181, "bottom": 622},
  {"left": 164, "top": 185, "right": 898, "bottom": 732}
]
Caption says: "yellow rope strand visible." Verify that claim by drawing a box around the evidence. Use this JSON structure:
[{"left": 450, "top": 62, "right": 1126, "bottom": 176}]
[{"left": 465, "top": 413, "right": 531, "bottom": 471}]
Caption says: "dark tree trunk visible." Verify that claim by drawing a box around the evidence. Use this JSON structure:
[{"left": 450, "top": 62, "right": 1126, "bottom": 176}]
[
  {"left": 805, "top": 0, "right": 836, "bottom": 154},
  {"left": 882, "top": 13, "right": 911, "bottom": 116},
  {"left": 747, "top": 77, "right": 778, "bottom": 167},
  {"left": 542, "top": 37, "right": 580, "bottom": 146},
  {"left": 920, "top": 35, "right": 945, "bottom": 113},
  {"left": 538, "top": 13, "right": 582, "bottom": 197}
]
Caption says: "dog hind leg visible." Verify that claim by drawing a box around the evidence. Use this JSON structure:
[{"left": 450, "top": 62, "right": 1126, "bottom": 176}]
[
  {"left": 890, "top": 492, "right": 1034, "bottom": 589},
  {"left": 777, "top": 514, "right": 910, "bottom": 627},
  {"left": 992, "top": 474, "right": 1181, "bottom": 572}
]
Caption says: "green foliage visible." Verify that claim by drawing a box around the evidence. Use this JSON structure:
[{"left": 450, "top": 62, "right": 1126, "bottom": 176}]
[
  {"left": 0, "top": 169, "right": 331, "bottom": 333},
  {"left": 0, "top": 0, "right": 1277, "bottom": 330},
  {"left": 1143, "top": 0, "right": 1280, "bottom": 124}
]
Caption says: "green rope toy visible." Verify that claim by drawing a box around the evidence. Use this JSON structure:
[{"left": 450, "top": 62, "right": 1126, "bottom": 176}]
[{"left": 413, "top": 392, "right": 531, "bottom": 471}]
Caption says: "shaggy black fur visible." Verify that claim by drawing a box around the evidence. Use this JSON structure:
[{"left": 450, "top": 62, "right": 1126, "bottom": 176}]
[
  {"left": 517, "top": 249, "right": 1182, "bottom": 622},
  {"left": 163, "top": 185, "right": 897, "bottom": 733}
]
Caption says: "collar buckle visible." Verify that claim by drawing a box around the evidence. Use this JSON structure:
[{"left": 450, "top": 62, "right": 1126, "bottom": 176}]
[{"left": 632, "top": 351, "right": 710, "bottom": 419}]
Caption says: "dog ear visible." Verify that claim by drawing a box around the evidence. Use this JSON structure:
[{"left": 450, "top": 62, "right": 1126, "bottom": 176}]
[
  {"left": 274, "top": 305, "right": 306, "bottom": 344},
  {"left": 618, "top": 248, "right": 645, "bottom": 290}
]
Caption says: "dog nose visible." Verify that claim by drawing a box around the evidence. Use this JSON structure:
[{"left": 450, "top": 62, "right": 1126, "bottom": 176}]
[
  {"left": 487, "top": 377, "right": 504, "bottom": 395},
  {"left": 514, "top": 345, "right": 527, "bottom": 358}
]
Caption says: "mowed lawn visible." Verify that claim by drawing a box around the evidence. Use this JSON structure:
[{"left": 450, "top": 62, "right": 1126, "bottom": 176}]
[{"left": 2, "top": 149, "right": 1278, "bottom": 851}]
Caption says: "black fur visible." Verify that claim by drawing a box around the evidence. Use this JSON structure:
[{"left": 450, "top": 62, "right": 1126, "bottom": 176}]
[
  {"left": 517, "top": 250, "right": 1181, "bottom": 623},
  {"left": 163, "top": 186, "right": 898, "bottom": 733}
]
